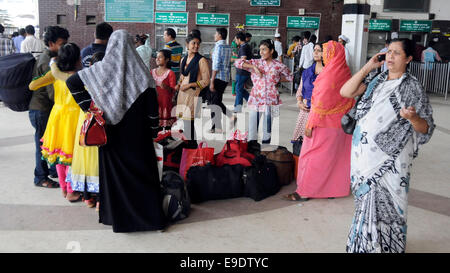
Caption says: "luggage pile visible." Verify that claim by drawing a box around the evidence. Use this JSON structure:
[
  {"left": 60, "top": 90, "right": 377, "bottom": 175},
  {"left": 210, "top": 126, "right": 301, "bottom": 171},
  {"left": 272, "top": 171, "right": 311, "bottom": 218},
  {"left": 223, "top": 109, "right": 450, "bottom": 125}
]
[{"left": 155, "top": 130, "right": 297, "bottom": 222}]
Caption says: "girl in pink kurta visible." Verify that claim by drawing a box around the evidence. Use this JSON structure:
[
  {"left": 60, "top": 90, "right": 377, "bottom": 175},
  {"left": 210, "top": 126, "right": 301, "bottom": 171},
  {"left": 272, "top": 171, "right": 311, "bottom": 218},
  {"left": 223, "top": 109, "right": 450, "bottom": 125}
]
[
  {"left": 284, "top": 41, "right": 354, "bottom": 201},
  {"left": 234, "top": 39, "right": 293, "bottom": 143}
]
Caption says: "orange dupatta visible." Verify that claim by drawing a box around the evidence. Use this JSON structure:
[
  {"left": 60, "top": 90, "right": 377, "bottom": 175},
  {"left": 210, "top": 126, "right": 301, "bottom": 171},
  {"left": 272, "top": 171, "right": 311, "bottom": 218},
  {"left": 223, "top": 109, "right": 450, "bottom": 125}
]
[{"left": 306, "top": 41, "right": 354, "bottom": 130}]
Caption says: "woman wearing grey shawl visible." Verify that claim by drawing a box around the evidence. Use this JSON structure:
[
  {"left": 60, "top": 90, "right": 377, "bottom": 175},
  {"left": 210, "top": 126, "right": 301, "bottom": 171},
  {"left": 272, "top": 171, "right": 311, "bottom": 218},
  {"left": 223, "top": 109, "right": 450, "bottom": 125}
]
[{"left": 66, "top": 30, "right": 167, "bottom": 233}]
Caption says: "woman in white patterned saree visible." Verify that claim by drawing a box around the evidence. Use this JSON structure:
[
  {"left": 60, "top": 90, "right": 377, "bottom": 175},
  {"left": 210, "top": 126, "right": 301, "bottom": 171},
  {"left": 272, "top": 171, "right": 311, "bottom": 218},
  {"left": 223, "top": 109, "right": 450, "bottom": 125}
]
[{"left": 340, "top": 38, "right": 435, "bottom": 253}]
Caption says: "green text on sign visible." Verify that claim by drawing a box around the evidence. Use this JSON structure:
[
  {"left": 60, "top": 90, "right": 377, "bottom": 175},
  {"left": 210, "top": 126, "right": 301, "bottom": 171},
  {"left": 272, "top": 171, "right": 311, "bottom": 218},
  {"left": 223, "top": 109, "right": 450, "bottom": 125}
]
[
  {"left": 369, "top": 19, "right": 392, "bottom": 31},
  {"left": 196, "top": 13, "right": 230, "bottom": 26},
  {"left": 156, "top": 1, "right": 186, "bottom": 12},
  {"left": 250, "top": 0, "right": 281, "bottom": 6},
  {"left": 105, "top": 0, "right": 154, "bottom": 23},
  {"left": 400, "top": 20, "right": 432, "bottom": 32},
  {"left": 245, "top": 15, "right": 279, "bottom": 27},
  {"left": 155, "top": 12, "right": 188, "bottom": 24},
  {"left": 287, "top": 16, "right": 320, "bottom": 29}
]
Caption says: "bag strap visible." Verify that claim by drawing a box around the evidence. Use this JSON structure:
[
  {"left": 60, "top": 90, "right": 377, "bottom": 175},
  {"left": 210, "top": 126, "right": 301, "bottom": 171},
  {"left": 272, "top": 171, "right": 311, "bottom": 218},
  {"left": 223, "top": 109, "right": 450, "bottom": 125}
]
[{"left": 198, "top": 141, "right": 208, "bottom": 148}]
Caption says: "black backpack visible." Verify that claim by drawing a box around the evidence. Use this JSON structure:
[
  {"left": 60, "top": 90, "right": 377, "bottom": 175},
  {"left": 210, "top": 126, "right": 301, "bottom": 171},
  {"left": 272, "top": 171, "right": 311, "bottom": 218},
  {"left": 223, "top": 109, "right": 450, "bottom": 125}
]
[
  {"left": 186, "top": 164, "right": 245, "bottom": 203},
  {"left": 161, "top": 171, "right": 191, "bottom": 222},
  {"left": 0, "top": 53, "right": 36, "bottom": 111},
  {"left": 243, "top": 155, "right": 280, "bottom": 201}
]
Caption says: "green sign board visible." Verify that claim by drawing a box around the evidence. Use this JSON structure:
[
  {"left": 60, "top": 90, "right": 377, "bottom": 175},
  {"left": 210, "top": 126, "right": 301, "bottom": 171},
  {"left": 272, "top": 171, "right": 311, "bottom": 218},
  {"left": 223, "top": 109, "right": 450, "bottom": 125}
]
[
  {"left": 196, "top": 13, "right": 230, "bottom": 26},
  {"left": 287, "top": 16, "right": 320, "bottom": 29},
  {"left": 400, "top": 20, "right": 432, "bottom": 32},
  {"left": 156, "top": 1, "right": 186, "bottom": 11},
  {"left": 369, "top": 19, "right": 392, "bottom": 31},
  {"left": 155, "top": 12, "right": 188, "bottom": 24},
  {"left": 105, "top": 0, "right": 154, "bottom": 23},
  {"left": 250, "top": 0, "right": 281, "bottom": 6},
  {"left": 245, "top": 15, "right": 279, "bottom": 27}
]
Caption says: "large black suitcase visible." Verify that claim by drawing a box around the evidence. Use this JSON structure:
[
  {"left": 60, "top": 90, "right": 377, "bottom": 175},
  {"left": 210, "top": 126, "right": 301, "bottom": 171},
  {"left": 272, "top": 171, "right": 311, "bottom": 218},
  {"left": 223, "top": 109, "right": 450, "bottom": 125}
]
[{"left": 0, "top": 53, "right": 36, "bottom": 111}]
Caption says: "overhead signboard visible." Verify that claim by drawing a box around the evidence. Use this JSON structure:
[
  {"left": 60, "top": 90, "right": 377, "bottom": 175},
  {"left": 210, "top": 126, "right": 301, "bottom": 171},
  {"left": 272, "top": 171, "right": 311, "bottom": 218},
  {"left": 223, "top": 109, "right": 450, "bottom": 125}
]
[
  {"left": 156, "top": 1, "right": 186, "bottom": 12},
  {"left": 196, "top": 13, "right": 230, "bottom": 26},
  {"left": 250, "top": 0, "right": 281, "bottom": 6},
  {"left": 155, "top": 12, "right": 188, "bottom": 24},
  {"left": 105, "top": 0, "right": 154, "bottom": 23},
  {"left": 245, "top": 15, "right": 279, "bottom": 27},
  {"left": 287, "top": 16, "right": 320, "bottom": 29},
  {"left": 369, "top": 19, "right": 392, "bottom": 31},
  {"left": 400, "top": 20, "right": 432, "bottom": 32}
]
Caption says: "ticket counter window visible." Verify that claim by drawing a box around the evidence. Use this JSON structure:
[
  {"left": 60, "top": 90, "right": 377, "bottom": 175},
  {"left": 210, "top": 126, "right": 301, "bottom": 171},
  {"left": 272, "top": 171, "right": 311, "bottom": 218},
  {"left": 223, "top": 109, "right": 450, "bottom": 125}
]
[
  {"left": 367, "top": 32, "right": 389, "bottom": 60},
  {"left": 196, "top": 26, "right": 229, "bottom": 58},
  {"left": 287, "top": 29, "right": 317, "bottom": 46},
  {"left": 246, "top": 28, "right": 276, "bottom": 57},
  {"left": 155, "top": 24, "right": 188, "bottom": 51}
]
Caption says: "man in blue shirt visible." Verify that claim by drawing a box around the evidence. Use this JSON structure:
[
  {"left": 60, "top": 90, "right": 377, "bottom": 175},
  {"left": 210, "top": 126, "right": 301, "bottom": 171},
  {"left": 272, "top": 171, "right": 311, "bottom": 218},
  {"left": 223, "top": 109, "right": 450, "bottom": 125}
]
[
  {"left": 207, "top": 28, "right": 232, "bottom": 133},
  {"left": 80, "top": 22, "right": 113, "bottom": 68},
  {"left": 13, "top": 28, "right": 25, "bottom": 53}
]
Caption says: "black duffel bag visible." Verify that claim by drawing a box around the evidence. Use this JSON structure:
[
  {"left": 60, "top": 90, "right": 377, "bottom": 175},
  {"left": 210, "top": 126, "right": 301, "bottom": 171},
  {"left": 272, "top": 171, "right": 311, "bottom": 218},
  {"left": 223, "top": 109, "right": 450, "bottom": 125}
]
[
  {"left": 0, "top": 53, "right": 36, "bottom": 111},
  {"left": 186, "top": 164, "right": 245, "bottom": 203},
  {"left": 243, "top": 155, "right": 280, "bottom": 201}
]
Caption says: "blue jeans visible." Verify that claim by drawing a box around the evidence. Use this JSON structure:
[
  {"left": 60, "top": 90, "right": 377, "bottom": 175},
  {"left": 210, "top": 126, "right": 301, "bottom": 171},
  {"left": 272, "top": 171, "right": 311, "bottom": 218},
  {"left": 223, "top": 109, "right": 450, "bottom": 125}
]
[
  {"left": 234, "top": 74, "right": 250, "bottom": 113},
  {"left": 248, "top": 107, "right": 272, "bottom": 142},
  {"left": 29, "top": 110, "right": 57, "bottom": 184}
]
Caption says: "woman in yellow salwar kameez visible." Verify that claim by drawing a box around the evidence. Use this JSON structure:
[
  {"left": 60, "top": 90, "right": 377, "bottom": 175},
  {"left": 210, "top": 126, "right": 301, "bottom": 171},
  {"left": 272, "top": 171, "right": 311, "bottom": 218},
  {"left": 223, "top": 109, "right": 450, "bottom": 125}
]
[
  {"left": 66, "top": 51, "right": 104, "bottom": 209},
  {"left": 29, "top": 43, "right": 82, "bottom": 202}
]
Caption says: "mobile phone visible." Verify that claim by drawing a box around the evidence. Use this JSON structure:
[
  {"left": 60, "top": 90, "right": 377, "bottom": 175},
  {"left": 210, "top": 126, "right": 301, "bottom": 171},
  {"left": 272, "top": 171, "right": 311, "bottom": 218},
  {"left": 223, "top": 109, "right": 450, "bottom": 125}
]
[{"left": 377, "top": 54, "right": 386, "bottom": 62}]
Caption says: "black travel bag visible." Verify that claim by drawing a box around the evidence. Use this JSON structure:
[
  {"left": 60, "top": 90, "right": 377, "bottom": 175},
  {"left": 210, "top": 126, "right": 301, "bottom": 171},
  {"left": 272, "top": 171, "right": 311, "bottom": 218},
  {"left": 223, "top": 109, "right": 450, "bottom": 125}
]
[
  {"left": 0, "top": 53, "right": 36, "bottom": 111},
  {"left": 243, "top": 155, "right": 280, "bottom": 201},
  {"left": 186, "top": 164, "right": 245, "bottom": 203}
]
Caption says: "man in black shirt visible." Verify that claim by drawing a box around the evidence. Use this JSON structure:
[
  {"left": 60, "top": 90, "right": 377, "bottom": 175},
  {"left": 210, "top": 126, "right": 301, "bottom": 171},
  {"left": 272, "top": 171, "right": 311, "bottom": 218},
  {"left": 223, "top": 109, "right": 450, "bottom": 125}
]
[{"left": 80, "top": 22, "right": 113, "bottom": 68}]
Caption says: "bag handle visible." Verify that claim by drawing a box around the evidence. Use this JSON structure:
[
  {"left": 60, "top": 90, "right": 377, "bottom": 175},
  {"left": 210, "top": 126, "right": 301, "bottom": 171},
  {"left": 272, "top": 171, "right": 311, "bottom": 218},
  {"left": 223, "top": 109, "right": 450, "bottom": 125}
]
[
  {"left": 89, "top": 102, "right": 105, "bottom": 126},
  {"left": 198, "top": 141, "right": 208, "bottom": 148}
]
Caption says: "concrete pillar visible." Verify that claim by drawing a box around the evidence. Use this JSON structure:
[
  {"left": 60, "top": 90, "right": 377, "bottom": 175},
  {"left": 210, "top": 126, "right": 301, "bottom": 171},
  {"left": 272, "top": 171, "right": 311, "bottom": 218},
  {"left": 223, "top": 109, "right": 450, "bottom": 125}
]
[{"left": 341, "top": 0, "right": 370, "bottom": 74}]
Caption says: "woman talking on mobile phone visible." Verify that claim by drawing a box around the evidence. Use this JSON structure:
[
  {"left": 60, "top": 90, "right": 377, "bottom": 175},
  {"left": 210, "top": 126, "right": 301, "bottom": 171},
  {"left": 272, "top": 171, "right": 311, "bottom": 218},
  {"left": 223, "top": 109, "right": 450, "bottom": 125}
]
[{"left": 340, "top": 38, "right": 435, "bottom": 253}]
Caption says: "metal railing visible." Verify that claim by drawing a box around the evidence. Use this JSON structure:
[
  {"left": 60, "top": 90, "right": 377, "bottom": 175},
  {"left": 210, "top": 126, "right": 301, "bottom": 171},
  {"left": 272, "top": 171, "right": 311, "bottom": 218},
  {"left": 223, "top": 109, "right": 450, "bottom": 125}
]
[
  {"left": 281, "top": 57, "right": 295, "bottom": 95},
  {"left": 409, "top": 61, "right": 450, "bottom": 100}
]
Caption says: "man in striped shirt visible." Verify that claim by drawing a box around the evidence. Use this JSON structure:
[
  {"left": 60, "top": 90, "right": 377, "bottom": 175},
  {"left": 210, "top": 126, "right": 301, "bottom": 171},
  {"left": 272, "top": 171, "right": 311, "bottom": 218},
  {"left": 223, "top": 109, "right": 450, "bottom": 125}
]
[
  {"left": 0, "top": 24, "right": 16, "bottom": 56},
  {"left": 208, "top": 27, "right": 232, "bottom": 133},
  {"left": 164, "top": 28, "right": 183, "bottom": 79}
]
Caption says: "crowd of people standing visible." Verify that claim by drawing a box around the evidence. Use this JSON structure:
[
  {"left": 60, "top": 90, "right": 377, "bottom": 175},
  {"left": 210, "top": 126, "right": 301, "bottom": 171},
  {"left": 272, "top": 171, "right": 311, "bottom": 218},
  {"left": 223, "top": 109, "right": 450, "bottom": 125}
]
[{"left": 0, "top": 22, "right": 436, "bottom": 252}]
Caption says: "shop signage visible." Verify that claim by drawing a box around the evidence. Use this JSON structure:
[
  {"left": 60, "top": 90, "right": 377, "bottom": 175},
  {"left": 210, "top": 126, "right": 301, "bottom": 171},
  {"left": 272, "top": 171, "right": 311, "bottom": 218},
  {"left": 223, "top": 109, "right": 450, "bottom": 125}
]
[
  {"left": 399, "top": 20, "right": 432, "bottom": 32},
  {"left": 105, "top": 0, "right": 154, "bottom": 23},
  {"left": 287, "top": 16, "right": 320, "bottom": 29},
  {"left": 369, "top": 19, "right": 392, "bottom": 31},
  {"left": 250, "top": 0, "right": 281, "bottom": 6},
  {"left": 196, "top": 13, "right": 230, "bottom": 26},
  {"left": 245, "top": 15, "right": 279, "bottom": 27},
  {"left": 156, "top": 1, "right": 186, "bottom": 12},
  {"left": 155, "top": 12, "right": 188, "bottom": 24}
]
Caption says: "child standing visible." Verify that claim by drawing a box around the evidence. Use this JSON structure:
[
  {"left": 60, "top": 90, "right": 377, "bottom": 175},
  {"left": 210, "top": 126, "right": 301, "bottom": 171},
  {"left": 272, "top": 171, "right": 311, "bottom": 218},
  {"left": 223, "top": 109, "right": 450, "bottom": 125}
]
[{"left": 151, "top": 50, "right": 177, "bottom": 131}]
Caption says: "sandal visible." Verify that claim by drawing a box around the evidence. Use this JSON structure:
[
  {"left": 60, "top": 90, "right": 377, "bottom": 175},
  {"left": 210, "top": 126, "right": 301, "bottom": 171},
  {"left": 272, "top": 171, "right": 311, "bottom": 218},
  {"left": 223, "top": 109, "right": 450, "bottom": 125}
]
[
  {"left": 66, "top": 192, "right": 82, "bottom": 203},
  {"left": 85, "top": 198, "right": 96, "bottom": 208},
  {"left": 282, "top": 192, "right": 310, "bottom": 202},
  {"left": 35, "top": 179, "right": 60, "bottom": 188}
]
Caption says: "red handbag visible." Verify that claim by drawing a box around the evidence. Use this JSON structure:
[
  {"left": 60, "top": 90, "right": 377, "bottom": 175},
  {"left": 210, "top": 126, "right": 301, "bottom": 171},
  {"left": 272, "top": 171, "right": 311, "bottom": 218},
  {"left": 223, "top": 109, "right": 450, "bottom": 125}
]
[
  {"left": 215, "top": 140, "right": 254, "bottom": 167},
  {"left": 179, "top": 142, "right": 215, "bottom": 180},
  {"left": 79, "top": 101, "right": 107, "bottom": 147}
]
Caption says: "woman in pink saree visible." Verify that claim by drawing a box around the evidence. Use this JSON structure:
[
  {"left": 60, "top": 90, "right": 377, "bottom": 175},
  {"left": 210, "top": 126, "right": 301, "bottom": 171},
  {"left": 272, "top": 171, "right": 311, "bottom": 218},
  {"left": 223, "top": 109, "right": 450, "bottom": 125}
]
[{"left": 284, "top": 40, "right": 354, "bottom": 201}]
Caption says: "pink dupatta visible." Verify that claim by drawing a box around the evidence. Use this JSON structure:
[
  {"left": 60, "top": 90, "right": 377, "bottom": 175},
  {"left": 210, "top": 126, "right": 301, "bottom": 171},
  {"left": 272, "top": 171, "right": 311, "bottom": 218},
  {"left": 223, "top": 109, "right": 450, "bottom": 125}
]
[{"left": 306, "top": 41, "right": 354, "bottom": 130}]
